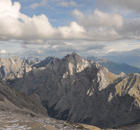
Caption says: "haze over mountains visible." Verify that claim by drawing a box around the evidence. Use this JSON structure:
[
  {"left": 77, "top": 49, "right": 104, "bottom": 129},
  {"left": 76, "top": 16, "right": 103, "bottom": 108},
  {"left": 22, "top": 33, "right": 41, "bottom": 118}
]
[
  {"left": 0, "top": 52, "right": 139, "bottom": 129},
  {"left": 102, "top": 55, "right": 140, "bottom": 68},
  {"left": 87, "top": 56, "right": 140, "bottom": 75}
]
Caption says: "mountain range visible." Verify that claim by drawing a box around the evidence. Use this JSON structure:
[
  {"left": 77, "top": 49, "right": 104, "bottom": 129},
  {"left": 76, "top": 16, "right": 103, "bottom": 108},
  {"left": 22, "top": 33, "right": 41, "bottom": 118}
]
[
  {"left": 87, "top": 56, "right": 140, "bottom": 75},
  {"left": 102, "top": 55, "right": 140, "bottom": 68},
  {"left": 1, "top": 55, "right": 140, "bottom": 84},
  {"left": 1, "top": 52, "right": 139, "bottom": 129}
]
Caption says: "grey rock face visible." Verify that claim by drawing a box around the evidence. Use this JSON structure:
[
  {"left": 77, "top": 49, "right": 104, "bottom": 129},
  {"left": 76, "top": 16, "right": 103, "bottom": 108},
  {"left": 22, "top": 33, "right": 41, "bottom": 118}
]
[
  {"left": 8, "top": 53, "right": 140, "bottom": 128},
  {"left": 0, "top": 80, "right": 47, "bottom": 116},
  {"left": 0, "top": 57, "right": 34, "bottom": 80},
  {"left": 32, "top": 57, "right": 55, "bottom": 68},
  {"left": 0, "top": 56, "right": 55, "bottom": 82}
]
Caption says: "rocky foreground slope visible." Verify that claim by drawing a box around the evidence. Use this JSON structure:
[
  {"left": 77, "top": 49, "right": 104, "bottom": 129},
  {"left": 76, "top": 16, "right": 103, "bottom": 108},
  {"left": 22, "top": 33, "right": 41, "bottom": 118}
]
[
  {"left": 6, "top": 53, "right": 140, "bottom": 129},
  {"left": 0, "top": 80, "right": 47, "bottom": 116},
  {"left": 0, "top": 110, "right": 96, "bottom": 130},
  {"left": 0, "top": 73, "right": 101, "bottom": 130}
]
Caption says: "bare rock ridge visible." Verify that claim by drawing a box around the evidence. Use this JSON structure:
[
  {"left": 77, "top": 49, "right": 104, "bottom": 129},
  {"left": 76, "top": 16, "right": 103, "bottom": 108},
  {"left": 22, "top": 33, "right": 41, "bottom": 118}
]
[
  {"left": 0, "top": 80, "right": 47, "bottom": 116},
  {"left": 32, "top": 56, "right": 55, "bottom": 68},
  {"left": 0, "top": 56, "right": 54, "bottom": 81},
  {"left": 0, "top": 57, "right": 34, "bottom": 80},
  {"left": 2, "top": 52, "right": 140, "bottom": 129}
]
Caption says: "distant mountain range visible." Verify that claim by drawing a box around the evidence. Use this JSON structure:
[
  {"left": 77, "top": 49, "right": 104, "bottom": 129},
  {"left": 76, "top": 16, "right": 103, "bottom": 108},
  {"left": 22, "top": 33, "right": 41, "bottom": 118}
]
[
  {"left": 2, "top": 52, "right": 139, "bottom": 129},
  {"left": 102, "top": 55, "right": 140, "bottom": 68},
  {"left": 87, "top": 56, "right": 140, "bottom": 74}
]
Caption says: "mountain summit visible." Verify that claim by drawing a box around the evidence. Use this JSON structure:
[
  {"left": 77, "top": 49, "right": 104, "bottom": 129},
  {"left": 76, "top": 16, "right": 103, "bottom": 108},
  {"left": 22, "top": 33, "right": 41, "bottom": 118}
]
[{"left": 62, "top": 52, "right": 96, "bottom": 75}]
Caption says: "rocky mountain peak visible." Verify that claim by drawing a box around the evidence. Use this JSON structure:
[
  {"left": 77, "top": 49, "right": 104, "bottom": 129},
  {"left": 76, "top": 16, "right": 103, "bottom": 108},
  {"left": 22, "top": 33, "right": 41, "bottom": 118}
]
[
  {"left": 0, "top": 56, "right": 20, "bottom": 63},
  {"left": 32, "top": 56, "right": 56, "bottom": 68},
  {"left": 62, "top": 52, "right": 94, "bottom": 75},
  {"left": 63, "top": 52, "right": 81, "bottom": 60},
  {"left": 71, "top": 52, "right": 80, "bottom": 57},
  {"left": 0, "top": 57, "right": 37, "bottom": 81},
  {"left": 118, "top": 72, "right": 126, "bottom": 77}
]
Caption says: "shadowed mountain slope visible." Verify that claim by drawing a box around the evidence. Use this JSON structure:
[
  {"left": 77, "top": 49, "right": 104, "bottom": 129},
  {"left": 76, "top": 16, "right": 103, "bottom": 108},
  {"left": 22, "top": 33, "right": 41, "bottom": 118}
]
[{"left": 0, "top": 80, "right": 47, "bottom": 116}]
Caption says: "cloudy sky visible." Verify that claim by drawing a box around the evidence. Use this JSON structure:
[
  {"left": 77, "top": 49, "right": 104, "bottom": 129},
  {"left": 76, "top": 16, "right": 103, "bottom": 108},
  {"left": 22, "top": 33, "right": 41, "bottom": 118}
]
[{"left": 0, "top": 0, "right": 140, "bottom": 63}]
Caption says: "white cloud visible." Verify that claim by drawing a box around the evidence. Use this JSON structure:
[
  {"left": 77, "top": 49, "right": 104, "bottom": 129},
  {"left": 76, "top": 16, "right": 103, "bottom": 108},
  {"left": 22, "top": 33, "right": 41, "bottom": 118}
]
[
  {"left": 1, "top": 0, "right": 119, "bottom": 42},
  {"left": 0, "top": 0, "right": 21, "bottom": 39},
  {"left": 0, "top": 0, "right": 60, "bottom": 43},
  {"left": 19, "top": 14, "right": 60, "bottom": 39},
  {"left": 58, "top": 22, "right": 86, "bottom": 39},
  {"left": 72, "top": 9, "right": 84, "bottom": 19},
  {"left": 59, "top": 0, "right": 78, "bottom": 7},
  {"left": 72, "top": 9, "right": 124, "bottom": 28},
  {"left": 107, "top": 49, "right": 116, "bottom": 53},
  {"left": 0, "top": 50, "right": 6, "bottom": 54},
  {"left": 72, "top": 9, "right": 123, "bottom": 40},
  {"left": 72, "top": 9, "right": 140, "bottom": 41},
  {"left": 30, "top": 0, "right": 48, "bottom": 9},
  {"left": 0, "top": 0, "right": 86, "bottom": 43}
]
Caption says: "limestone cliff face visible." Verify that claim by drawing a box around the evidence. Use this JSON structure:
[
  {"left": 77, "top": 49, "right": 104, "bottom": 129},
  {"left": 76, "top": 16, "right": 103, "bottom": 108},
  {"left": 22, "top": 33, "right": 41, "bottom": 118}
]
[
  {"left": 0, "top": 57, "right": 34, "bottom": 80},
  {"left": 115, "top": 73, "right": 140, "bottom": 105},
  {"left": 8, "top": 53, "right": 140, "bottom": 128},
  {"left": 0, "top": 56, "right": 54, "bottom": 81}
]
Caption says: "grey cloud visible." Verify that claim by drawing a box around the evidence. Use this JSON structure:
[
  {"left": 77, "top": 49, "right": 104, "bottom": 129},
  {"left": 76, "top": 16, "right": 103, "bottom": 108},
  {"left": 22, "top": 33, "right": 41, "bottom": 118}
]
[
  {"left": 17, "top": 40, "right": 106, "bottom": 58},
  {"left": 97, "top": 0, "right": 140, "bottom": 13},
  {"left": 72, "top": 9, "right": 124, "bottom": 29},
  {"left": 43, "top": 43, "right": 106, "bottom": 53},
  {"left": 47, "top": 40, "right": 66, "bottom": 45},
  {"left": 116, "top": 19, "right": 140, "bottom": 39},
  {"left": 107, "top": 48, "right": 140, "bottom": 56},
  {"left": 72, "top": 9, "right": 140, "bottom": 41}
]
